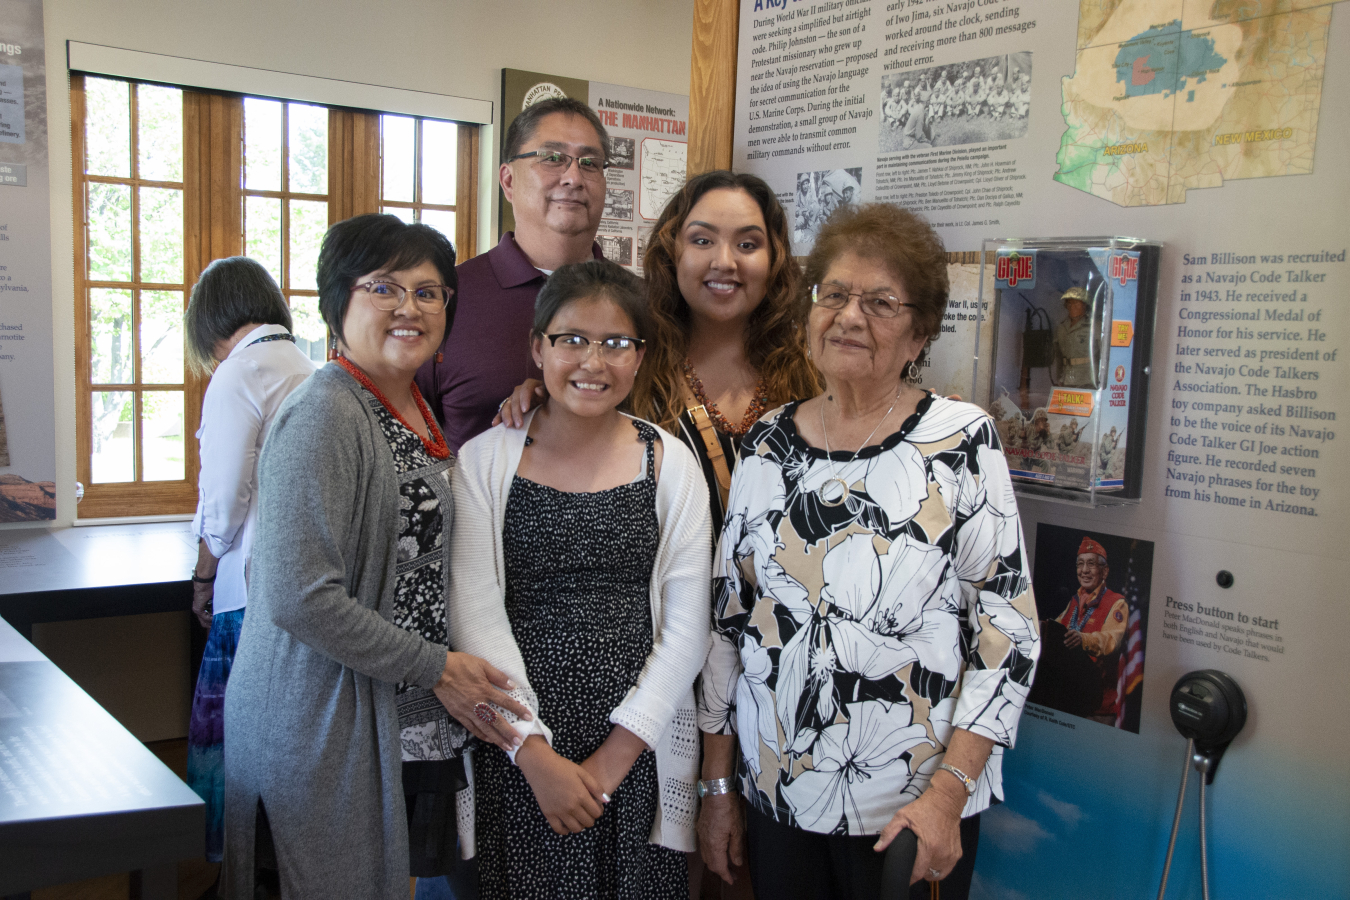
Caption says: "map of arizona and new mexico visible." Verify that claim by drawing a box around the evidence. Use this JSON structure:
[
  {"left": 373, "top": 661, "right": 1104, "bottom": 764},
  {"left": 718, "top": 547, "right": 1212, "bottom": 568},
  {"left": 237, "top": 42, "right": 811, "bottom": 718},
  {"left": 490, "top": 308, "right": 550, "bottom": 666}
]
[{"left": 1054, "top": 0, "right": 1338, "bottom": 206}]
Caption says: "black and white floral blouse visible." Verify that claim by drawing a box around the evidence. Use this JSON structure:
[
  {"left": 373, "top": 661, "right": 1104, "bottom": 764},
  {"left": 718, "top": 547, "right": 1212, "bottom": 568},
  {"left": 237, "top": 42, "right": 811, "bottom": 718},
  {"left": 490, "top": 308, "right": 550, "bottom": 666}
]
[
  {"left": 362, "top": 391, "right": 468, "bottom": 763},
  {"left": 697, "top": 394, "right": 1040, "bottom": 835}
]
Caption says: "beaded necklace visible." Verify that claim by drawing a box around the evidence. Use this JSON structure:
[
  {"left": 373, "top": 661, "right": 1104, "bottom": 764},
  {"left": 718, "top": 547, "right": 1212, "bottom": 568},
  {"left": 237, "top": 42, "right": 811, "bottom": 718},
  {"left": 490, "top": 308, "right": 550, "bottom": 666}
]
[
  {"left": 682, "top": 358, "right": 769, "bottom": 437},
  {"left": 335, "top": 356, "right": 450, "bottom": 460},
  {"left": 1068, "top": 584, "right": 1105, "bottom": 631}
]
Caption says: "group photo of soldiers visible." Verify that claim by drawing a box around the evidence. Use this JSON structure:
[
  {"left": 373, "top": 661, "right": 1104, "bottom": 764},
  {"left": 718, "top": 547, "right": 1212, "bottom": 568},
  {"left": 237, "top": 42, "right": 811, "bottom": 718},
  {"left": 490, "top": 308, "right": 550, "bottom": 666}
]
[
  {"left": 792, "top": 167, "right": 862, "bottom": 247},
  {"left": 878, "top": 51, "right": 1033, "bottom": 152}
]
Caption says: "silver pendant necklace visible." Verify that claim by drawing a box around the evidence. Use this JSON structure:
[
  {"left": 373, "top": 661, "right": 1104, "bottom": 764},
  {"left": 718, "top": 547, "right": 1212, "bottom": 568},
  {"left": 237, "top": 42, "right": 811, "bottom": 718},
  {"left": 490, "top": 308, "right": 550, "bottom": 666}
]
[{"left": 817, "top": 382, "right": 903, "bottom": 507}]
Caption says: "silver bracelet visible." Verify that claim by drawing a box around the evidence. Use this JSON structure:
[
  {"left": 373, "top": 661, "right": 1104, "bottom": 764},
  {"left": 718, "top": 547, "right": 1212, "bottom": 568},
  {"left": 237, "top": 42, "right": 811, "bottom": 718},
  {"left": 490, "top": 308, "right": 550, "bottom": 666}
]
[
  {"left": 938, "top": 762, "right": 976, "bottom": 796},
  {"left": 697, "top": 777, "right": 733, "bottom": 798}
]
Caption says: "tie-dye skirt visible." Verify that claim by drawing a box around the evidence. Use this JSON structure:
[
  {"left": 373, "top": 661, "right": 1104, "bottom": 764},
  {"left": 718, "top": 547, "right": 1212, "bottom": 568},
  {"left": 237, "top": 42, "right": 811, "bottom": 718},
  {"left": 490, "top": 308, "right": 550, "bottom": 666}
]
[{"left": 186, "top": 607, "right": 245, "bottom": 863}]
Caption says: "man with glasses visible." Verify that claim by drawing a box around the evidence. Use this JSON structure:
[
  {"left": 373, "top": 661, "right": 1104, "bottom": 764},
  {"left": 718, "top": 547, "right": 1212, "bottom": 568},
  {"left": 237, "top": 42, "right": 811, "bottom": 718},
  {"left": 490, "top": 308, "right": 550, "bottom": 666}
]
[{"left": 416, "top": 97, "right": 609, "bottom": 453}]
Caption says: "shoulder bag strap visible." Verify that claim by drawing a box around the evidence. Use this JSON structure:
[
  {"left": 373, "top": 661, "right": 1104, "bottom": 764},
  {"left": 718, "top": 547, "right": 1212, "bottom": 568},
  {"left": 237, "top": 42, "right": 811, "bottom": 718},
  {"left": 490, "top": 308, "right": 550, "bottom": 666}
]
[{"left": 679, "top": 383, "right": 733, "bottom": 510}]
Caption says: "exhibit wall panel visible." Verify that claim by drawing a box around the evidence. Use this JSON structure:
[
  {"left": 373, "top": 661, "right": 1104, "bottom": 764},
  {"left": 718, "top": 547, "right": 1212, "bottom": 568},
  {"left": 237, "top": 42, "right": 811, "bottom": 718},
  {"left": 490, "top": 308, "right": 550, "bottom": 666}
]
[
  {"left": 731, "top": 1, "right": 1349, "bottom": 896},
  {"left": 36, "top": 0, "right": 696, "bottom": 524},
  {"left": 0, "top": 0, "right": 56, "bottom": 526}
]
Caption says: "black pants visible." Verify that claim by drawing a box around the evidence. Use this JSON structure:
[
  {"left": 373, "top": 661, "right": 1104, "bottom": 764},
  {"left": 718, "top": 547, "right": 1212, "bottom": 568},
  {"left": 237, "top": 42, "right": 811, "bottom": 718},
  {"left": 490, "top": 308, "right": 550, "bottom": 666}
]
[
  {"left": 744, "top": 805, "right": 981, "bottom": 900},
  {"left": 403, "top": 758, "right": 469, "bottom": 878}
]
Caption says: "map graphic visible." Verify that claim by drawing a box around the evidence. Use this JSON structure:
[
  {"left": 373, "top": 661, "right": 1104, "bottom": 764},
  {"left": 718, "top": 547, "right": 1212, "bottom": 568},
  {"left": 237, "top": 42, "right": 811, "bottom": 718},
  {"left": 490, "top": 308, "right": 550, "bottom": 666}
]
[
  {"left": 1054, "top": 0, "right": 1338, "bottom": 206},
  {"left": 639, "top": 138, "right": 687, "bottom": 220}
]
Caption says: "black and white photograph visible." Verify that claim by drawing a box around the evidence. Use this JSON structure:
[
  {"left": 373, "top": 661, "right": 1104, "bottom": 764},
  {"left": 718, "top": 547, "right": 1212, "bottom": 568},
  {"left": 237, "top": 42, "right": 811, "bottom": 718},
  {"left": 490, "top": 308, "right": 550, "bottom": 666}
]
[
  {"left": 1027, "top": 523, "right": 1152, "bottom": 734},
  {"left": 636, "top": 226, "right": 653, "bottom": 267},
  {"left": 603, "top": 188, "right": 634, "bottom": 221},
  {"left": 878, "top": 52, "right": 1032, "bottom": 153},
  {"left": 598, "top": 233, "right": 633, "bottom": 266},
  {"left": 792, "top": 167, "right": 861, "bottom": 248},
  {"left": 607, "top": 135, "right": 635, "bottom": 170}
]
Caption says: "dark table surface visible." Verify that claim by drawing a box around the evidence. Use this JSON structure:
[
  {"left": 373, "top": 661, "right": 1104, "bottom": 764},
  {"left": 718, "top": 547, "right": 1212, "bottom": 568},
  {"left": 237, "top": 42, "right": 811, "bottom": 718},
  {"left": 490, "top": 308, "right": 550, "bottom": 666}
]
[
  {"left": 0, "top": 615, "right": 204, "bottom": 896},
  {"left": 0, "top": 522, "right": 197, "bottom": 638}
]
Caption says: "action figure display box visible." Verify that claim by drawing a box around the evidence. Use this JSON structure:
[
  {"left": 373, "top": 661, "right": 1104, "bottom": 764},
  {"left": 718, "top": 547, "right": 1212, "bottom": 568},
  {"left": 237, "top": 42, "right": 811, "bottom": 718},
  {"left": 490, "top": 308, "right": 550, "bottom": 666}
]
[{"left": 973, "top": 237, "right": 1161, "bottom": 506}]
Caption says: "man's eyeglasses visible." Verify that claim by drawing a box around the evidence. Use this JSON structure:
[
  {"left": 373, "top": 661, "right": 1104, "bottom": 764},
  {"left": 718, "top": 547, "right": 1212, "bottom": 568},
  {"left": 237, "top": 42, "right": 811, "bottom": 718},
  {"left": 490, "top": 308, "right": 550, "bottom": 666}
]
[
  {"left": 545, "top": 333, "right": 644, "bottom": 367},
  {"left": 507, "top": 150, "right": 609, "bottom": 179},
  {"left": 811, "top": 283, "right": 918, "bottom": 318},
  {"left": 355, "top": 281, "right": 454, "bottom": 313}
]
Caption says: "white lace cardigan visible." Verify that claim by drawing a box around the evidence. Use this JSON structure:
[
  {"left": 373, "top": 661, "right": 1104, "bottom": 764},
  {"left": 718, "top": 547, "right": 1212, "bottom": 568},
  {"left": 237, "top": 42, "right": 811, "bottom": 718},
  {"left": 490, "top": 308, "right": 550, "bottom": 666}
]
[{"left": 447, "top": 411, "right": 713, "bottom": 852}]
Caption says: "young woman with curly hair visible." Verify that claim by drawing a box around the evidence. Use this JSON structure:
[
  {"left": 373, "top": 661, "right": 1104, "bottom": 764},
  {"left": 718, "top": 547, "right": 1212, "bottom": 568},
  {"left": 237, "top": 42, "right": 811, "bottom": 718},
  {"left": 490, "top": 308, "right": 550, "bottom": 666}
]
[{"left": 498, "top": 170, "right": 820, "bottom": 529}]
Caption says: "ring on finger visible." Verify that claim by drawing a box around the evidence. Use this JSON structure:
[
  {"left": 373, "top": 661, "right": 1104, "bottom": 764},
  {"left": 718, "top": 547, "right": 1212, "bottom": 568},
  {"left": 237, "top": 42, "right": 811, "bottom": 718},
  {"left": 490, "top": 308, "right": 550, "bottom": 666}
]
[
  {"left": 499, "top": 398, "right": 511, "bottom": 410},
  {"left": 473, "top": 701, "right": 498, "bottom": 724}
]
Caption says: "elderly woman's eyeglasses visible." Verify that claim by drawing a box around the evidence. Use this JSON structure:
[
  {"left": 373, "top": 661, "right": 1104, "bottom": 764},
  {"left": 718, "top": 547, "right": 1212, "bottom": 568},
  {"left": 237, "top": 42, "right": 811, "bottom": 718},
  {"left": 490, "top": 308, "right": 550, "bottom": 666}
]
[
  {"left": 507, "top": 150, "right": 610, "bottom": 179},
  {"left": 545, "top": 333, "right": 644, "bottom": 367},
  {"left": 355, "top": 281, "right": 454, "bottom": 313},
  {"left": 811, "top": 283, "right": 918, "bottom": 318}
]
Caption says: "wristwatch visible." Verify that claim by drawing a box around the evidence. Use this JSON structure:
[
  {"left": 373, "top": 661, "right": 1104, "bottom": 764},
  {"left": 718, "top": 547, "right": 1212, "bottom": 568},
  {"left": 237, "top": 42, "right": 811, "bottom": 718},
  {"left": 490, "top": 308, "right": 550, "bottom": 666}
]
[{"left": 696, "top": 777, "right": 733, "bottom": 798}]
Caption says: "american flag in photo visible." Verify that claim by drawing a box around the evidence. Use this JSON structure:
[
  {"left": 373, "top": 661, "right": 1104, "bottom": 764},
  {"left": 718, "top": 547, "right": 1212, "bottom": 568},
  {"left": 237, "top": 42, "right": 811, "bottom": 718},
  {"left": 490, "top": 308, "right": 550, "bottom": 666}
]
[{"left": 1114, "top": 605, "right": 1144, "bottom": 729}]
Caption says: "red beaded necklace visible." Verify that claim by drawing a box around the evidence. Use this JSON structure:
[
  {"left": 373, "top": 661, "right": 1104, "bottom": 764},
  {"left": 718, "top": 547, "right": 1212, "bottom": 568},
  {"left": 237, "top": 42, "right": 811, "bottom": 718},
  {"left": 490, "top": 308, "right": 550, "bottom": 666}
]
[
  {"left": 682, "top": 358, "right": 769, "bottom": 437},
  {"left": 335, "top": 356, "right": 450, "bottom": 459}
]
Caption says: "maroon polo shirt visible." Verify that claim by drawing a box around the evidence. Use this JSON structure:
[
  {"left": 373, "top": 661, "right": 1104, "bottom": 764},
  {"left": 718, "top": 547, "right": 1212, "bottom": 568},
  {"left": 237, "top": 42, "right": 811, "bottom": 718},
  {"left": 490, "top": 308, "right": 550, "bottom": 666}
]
[{"left": 415, "top": 232, "right": 604, "bottom": 453}]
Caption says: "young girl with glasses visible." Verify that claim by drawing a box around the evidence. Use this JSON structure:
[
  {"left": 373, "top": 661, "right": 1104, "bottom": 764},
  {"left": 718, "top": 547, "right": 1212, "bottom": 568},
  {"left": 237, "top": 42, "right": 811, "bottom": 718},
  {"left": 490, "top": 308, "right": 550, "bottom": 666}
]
[{"left": 449, "top": 258, "right": 712, "bottom": 900}]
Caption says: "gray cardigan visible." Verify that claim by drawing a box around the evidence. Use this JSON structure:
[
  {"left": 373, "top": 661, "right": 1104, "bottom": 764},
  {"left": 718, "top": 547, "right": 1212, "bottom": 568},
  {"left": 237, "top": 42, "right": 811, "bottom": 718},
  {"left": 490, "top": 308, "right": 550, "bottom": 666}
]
[{"left": 221, "top": 363, "right": 447, "bottom": 900}]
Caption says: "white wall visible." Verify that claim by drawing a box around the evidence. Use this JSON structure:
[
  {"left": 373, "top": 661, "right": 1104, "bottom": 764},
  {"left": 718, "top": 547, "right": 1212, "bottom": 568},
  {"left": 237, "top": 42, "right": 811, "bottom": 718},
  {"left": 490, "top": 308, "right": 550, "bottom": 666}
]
[{"left": 42, "top": 0, "right": 696, "bottom": 524}]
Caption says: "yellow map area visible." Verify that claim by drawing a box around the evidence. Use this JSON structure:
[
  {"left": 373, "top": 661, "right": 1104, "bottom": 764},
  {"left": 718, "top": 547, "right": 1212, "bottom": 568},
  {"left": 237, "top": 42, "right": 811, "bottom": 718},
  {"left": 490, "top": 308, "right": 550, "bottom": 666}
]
[{"left": 1054, "top": 0, "right": 1338, "bottom": 206}]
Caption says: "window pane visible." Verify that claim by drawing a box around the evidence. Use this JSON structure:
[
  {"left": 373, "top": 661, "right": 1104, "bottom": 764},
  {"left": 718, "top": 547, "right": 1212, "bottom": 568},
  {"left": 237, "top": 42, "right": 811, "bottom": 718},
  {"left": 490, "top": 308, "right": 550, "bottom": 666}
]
[
  {"left": 288, "top": 103, "right": 328, "bottom": 195},
  {"left": 382, "top": 205, "right": 416, "bottom": 224},
  {"left": 91, "top": 391, "right": 134, "bottom": 483},
  {"left": 87, "top": 183, "right": 133, "bottom": 282},
  {"left": 289, "top": 200, "right": 327, "bottom": 291},
  {"left": 245, "top": 195, "right": 282, "bottom": 286},
  {"left": 244, "top": 97, "right": 283, "bottom": 191},
  {"left": 136, "top": 84, "right": 183, "bottom": 182},
  {"left": 420, "top": 209, "right": 456, "bottom": 245},
  {"left": 139, "top": 187, "right": 184, "bottom": 284},
  {"left": 90, "top": 288, "right": 134, "bottom": 384},
  {"left": 85, "top": 77, "right": 130, "bottom": 178},
  {"left": 382, "top": 115, "right": 415, "bottom": 202},
  {"left": 143, "top": 391, "right": 185, "bottom": 481},
  {"left": 421, "top": 120, "right": 457, "bottom": 205},
  {"left": 289, "top": 296, "right": 327, "bottom": 363},
  {"left": 141, "top": 290, "right": 184, "bottom": 384}
]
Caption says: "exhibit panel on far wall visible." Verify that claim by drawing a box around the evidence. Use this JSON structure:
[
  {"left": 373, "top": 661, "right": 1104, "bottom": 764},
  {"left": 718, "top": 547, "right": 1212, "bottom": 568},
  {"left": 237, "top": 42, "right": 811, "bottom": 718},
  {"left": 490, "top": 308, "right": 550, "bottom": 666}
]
[
  {"left": 733, "top": 0, "right": 1349, "bottom": 897},
  {"left": 499, "top": 69, "right": 688, "bottom": 274},
  {"left": 0, "top": 0, "right": 56, "bottom": 523}
]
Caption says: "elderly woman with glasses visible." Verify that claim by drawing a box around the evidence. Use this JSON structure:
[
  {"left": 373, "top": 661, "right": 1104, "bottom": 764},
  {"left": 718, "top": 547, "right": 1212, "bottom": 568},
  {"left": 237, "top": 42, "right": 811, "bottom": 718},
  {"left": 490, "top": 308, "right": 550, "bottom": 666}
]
[
  {"left": 697, "top": 203, "right": 1040, "bottom": 900},
  {"left": 222, "top": 214, "right": 535, "bottom": 900}
]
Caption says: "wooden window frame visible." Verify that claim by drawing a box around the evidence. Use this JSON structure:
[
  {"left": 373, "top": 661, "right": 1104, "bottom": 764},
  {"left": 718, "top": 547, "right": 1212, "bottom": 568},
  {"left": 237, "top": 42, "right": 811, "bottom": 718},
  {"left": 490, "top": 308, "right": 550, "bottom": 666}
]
[
  {"left": 72, "top": 78, "right": 480, "bottom": 519},
  {"left": 72, "top": 74, "right": 203, "bottom": 517},
  {"left": 379, "top": 116, "right": 480, "bottom": 263},
  {"left": 243, "top": 100, "right": 326, "bottom": 334}
]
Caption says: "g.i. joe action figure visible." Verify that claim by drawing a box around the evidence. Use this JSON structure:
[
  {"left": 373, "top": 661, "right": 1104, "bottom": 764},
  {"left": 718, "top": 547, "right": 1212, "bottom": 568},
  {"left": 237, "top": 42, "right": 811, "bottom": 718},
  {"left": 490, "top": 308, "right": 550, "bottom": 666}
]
[{"left": 1050, "top": 286, "right": 1099, "bottom": 388}]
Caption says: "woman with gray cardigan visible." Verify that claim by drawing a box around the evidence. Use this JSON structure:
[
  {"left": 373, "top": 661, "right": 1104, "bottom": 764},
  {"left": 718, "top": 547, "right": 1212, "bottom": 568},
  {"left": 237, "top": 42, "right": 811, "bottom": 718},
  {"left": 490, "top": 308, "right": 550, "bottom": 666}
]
[{"left": 221, "top": 215, "right": 533, "bottom": 900}]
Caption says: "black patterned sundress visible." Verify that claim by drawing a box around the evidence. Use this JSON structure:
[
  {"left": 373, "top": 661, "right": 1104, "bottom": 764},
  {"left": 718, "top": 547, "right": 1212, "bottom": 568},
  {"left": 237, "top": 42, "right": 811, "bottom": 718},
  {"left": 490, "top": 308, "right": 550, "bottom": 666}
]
[{"left": 474, "top": 420, "right": 687, "bottom": 900}]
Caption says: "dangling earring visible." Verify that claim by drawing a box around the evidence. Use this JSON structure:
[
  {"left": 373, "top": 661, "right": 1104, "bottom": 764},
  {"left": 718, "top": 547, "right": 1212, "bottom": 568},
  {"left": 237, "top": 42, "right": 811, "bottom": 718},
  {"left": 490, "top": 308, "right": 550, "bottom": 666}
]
[
  {"left": 435, "top": 351, "right": 444, "bottom": 364},
  {"left": 328, "top": 335, "right": 339, "bottom": 361},
  {"left": 904, "top": 359, "right": 920, "bottom": 383}
]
